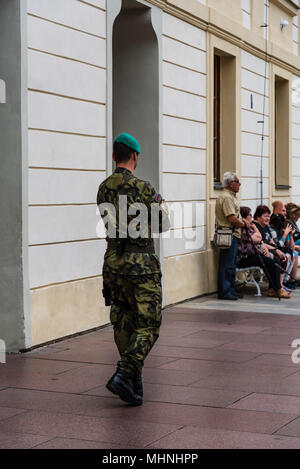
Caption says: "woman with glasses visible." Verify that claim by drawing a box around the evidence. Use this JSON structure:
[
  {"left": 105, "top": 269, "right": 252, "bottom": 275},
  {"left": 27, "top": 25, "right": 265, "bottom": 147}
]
[{"left": 237, "top": 206, "right": 290, "bottom": 299}]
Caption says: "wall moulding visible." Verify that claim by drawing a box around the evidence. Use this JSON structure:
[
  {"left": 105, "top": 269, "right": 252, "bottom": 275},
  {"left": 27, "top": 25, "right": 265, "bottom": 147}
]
[
  {"left": 145, "top": 0, "right": 300, "bottom": 77},
  {"left": 270, "top": 0, "right": 299, "bottom": 17}
]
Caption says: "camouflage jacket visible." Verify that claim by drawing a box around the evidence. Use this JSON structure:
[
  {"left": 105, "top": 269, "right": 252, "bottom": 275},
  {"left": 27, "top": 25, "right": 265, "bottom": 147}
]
[{"left": 97, "top": 167, "right": 170, "bottom": 276}]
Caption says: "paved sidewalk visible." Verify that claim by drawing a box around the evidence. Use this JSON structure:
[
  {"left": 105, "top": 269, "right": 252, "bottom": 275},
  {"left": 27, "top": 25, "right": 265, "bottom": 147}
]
[{"left": 1, "top": 287, "right": 300, "bottom": 449}]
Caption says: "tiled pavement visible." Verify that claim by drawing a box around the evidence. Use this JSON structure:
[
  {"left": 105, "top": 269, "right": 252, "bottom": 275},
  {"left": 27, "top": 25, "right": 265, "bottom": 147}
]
[{"left": 2, "top": 287, "right": 300, "bottom": 449}]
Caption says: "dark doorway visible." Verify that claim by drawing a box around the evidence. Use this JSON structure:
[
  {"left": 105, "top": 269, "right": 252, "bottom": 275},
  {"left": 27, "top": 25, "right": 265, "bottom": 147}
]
[{"left": 113, "top": 0, "right": 159, "bottom": 190}]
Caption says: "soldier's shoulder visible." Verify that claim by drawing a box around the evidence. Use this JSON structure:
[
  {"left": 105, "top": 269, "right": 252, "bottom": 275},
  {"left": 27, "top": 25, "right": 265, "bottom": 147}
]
[
  {"left": 129, "top": 175, "right": 152, "bottom": 189},
  {"left": 130, "top": 176, "right": 156, "bottom": 199},
  {"left": 97, "top": 173, "right": 118, "bottom": 204}
]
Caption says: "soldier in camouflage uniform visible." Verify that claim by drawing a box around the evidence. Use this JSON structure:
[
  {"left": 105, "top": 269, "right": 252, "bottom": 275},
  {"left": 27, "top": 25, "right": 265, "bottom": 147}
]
[{"left": 97, "top": 133, "right": 170, "bottom": 406}]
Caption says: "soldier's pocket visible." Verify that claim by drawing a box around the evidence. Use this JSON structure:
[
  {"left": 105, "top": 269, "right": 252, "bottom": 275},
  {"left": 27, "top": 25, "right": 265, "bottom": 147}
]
[
  {"left": 110, "top": 305, "right": 121, "bottom": 326},
  {"left": 133, "top": 274, "right": 162, "bottom": 328}
]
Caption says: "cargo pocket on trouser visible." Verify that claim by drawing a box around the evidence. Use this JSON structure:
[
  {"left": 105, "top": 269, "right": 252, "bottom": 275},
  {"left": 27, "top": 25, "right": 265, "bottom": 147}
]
[
  {"left": 133, "top": 274, "right": 162, "bottom": 358},
  {"left": 110, "top": 304, "right": 122, "bottom": 326},
  {"left": 116, "top": 274, "right": 162, "bottom": 375},
  {"left": 132, "top": 274, "right": 162, "bottom": 327}
]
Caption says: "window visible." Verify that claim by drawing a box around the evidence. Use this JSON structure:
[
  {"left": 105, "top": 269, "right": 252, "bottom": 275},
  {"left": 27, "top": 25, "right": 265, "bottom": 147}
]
[
  {"left": 213, "top": 55, "right": 221, "bottom": 184},
  {"left": 213, "top": 50, "right": 237, "bottom": 188},
  {"left": 275, "top": 75, "right": 290, "bottom": 189}
]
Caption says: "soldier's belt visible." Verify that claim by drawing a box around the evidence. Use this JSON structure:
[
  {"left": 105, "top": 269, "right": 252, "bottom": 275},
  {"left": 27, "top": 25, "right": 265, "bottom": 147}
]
[{"left": 107, "top": 239, "right": 155, "bottom": 254}]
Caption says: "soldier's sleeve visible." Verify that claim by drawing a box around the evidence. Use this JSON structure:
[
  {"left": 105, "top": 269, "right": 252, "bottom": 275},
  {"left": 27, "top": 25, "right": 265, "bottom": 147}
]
[
  {"left": 142, "top": 182, "right": 170, "bottom": 234},
  {"left": 96, "top": 182, "right": 104, "bottom": 206}
]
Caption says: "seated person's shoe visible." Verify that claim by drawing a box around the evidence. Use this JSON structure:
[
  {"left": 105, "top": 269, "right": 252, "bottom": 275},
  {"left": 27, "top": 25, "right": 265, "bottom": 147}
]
[
  {"left": 233, "top": 292, "right": 243, "bottom": 299},
  {"left": 133, "top": 371, "right": 143, "bottom": 398},
  {"left": 289, "top": 280, "right": 300, "bottom": 288},
  {"left": 106, "top": 370, "right": 143, "bottom": 406},
  {"left": 284, "top": 282, "right": 296, "bottom": 290},
  {"left": 277, "top": 288, "right": 291, "bottom": 299},
  {"left": 268, "top": 288, "right": 290, "bottom": 298},
  {"left": 218, "top": 294, "right": 238, "bottom": 301}
]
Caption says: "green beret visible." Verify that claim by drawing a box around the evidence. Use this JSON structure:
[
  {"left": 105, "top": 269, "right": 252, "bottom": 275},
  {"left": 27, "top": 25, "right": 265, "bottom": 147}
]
[{"left": 115, "top": 132, "right": 141, "bottom": 154}]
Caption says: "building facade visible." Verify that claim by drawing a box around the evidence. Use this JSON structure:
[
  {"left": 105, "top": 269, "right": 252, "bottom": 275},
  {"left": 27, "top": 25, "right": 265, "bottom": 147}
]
[{"left": 1, "top": 0, "right": 300, "bottom": 352}]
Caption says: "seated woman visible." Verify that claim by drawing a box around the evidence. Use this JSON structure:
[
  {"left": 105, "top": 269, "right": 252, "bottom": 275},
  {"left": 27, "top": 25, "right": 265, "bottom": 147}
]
[
  {"left": 285, "top": 203, "right": 300, "bottom": 287},
  {"left": 253, "top": 205, "right": 288, "bottom": 264},
  {"left": 269, "top": 214, "right": 295, "bottom": 290},
  {"left": 253, "top": 205, "right": 292, "bottom": 295},
  {"left": 237, "top": 206, "right": 290, "bottom": 299}
]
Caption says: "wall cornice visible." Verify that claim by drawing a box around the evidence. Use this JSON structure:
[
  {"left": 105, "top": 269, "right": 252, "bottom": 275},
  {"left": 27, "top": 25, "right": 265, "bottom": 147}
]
[
  {"left": 145, "top": 0, "right": 300, "bottom": 77},
  {"left": 270, "top": 0, "right": 299, "bottom": 16}
]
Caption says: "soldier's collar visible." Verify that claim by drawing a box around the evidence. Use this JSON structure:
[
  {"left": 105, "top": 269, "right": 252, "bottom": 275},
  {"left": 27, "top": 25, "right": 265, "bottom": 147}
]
[{"left": 114, "top": 167, "right": 132, "bottom": 175}]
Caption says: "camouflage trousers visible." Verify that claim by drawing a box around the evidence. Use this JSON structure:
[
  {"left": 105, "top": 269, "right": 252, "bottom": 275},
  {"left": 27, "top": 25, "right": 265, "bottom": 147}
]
[{"left": 104, "top": 271, "right": 162, "bottom": 377}]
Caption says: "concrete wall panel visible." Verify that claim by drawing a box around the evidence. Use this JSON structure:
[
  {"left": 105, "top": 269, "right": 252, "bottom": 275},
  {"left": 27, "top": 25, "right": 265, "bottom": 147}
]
[
  {"left": 241, "top": 177, "right": 269, "bottom": 200},
  {"left": 29, "top": 240, "right": 105, "bottom": 288},
  {"left": 242, "top": 69, "right": 269, "bottom": 96},
  {"left": 242, "top": 132, "right": 269, "bottom": 156},
  {"left": 28, "top": 15, "right": 106, "bottom": 67},
  {"left": 242, "top": 89, "right": 269, "bottom": 115},
  {"left": 28, "top": 169, "right": 105, "bottom": 205},
  {"left": 163, "top": 226, "right": 206, "bottom": 257},
  {"left": 27, "top": 0, "right": 106, "bottom": 36},
  {"left": 163, "top": 87, "right": 206, "bottom": 122},
  {"left": 28, "top": 131, "right": 106, "bottom": 170},
  {"left": 28, "top": 92, "right": 106, "bottom": 135},
  {"left": 241, "top": 109, "right": 269, "bottom": 135},
  {"left": 163, "top": 36, "right": 206, "bottom": 73},
  {"left": 28, "top": 49, "right": 106, "bottom": 102},
  {"left": 163, "top": 116, "right": 206, "bottom": 148},
  {"left": 163, "top": 62, "right": 206, "bottom": 96},
  {"left": 163, "top": 146, "right": 206, "bottom": 174},
  {"left": 163, "top": 12, "right": 206, "bottom": 50},
  {"left": 28, "top": 205, "right": 103, "bottom": 245},
  {"left": 163, "top": 173, "right": 206, "bottom": 201}
]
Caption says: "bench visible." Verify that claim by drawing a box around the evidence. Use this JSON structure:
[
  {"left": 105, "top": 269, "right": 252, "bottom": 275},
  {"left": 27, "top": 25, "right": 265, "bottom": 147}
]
[{"left": 236, "top": 266, "right": 265, "bottom": 297}]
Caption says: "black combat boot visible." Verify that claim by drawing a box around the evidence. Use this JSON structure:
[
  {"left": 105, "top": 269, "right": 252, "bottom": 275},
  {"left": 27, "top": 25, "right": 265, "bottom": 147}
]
[
  {"left": 106, "top": 369, "right": 143, "bottom": 406},
  {"left": 133, "top": 371, "right": 143, "bottom": 397}
]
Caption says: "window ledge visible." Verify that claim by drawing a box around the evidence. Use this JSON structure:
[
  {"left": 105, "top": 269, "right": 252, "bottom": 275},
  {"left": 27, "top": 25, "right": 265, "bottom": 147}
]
[
  {"left": 275, "top": 184, "right": 291, "bottom": 190},
  {"left": 214, "top": 182, "right": 224, "bottom": 190}
]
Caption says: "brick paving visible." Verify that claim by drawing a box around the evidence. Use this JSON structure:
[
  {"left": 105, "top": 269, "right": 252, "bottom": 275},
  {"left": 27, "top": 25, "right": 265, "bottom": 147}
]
[{"left": 1, "top": 290, "right": 300, "bottom": 448}]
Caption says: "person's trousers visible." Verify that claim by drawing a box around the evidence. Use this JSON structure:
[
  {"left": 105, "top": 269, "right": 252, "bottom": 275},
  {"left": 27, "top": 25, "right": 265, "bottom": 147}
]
[
  {"left": 104, "top": 272, "right": 162, "bottom": 377},
  {"left": 283, "top": 255, "right": 294, "bottom": 284},
  {"left": 237, "top": 253, "right": 281, "bottom": 291},
  {"left": 218, "top": 236, "right": 238, "bottom": 298}
]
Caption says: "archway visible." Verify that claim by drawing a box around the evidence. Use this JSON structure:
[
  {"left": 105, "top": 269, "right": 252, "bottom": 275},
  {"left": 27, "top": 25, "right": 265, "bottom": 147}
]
[{"left": 112, "top": 0, "right": 160, "bottom": 190}]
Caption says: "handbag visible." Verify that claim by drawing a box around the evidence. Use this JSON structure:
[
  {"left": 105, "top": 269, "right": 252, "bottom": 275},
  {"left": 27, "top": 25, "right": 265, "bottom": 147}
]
[{"left": 214, "top": 226, "right": 233, "bottom": 249}]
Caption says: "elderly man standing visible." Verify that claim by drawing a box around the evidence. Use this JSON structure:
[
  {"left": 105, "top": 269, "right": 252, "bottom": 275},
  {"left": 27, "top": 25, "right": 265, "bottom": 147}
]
[{"left": 215, "top": 172, "right": 247, "bottom": 300}]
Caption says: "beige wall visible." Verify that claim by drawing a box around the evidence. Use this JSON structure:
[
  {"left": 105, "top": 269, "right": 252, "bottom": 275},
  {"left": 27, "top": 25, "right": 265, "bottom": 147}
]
[
  {"left": 25, "top": 0, "right": 300, "bottom": 350},
  {"left": 26, "top": 0, "right": 108, "bottom": 348},
  {"left": 207, "top": 0, "right": 242, "bottom": 25},
  {"left": 164, "top": 249, "right": 218, "bottom": 305},
  {"left": 269, "top": 0, "right": 295, "bottom": 52},
  {"left": 270, "top": 64, "right": 293, "bottom": 200},
  {"left": 31, "top": 277, "right": 109, "bottom": 347}
]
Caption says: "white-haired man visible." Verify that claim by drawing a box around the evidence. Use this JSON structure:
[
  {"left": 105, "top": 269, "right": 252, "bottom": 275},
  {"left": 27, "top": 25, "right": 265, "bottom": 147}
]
[{"left": 215, "top": 172, "right": 247, "bottom": 300}]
